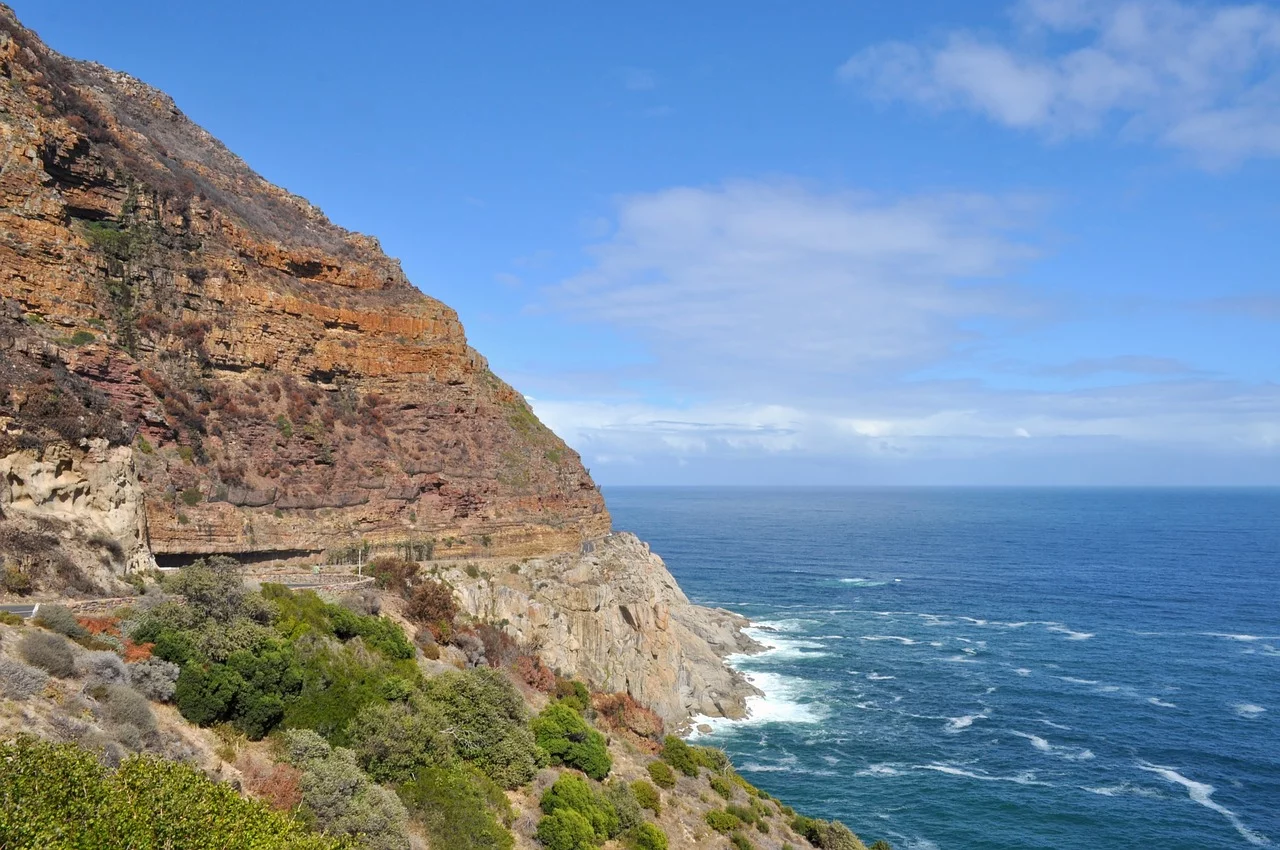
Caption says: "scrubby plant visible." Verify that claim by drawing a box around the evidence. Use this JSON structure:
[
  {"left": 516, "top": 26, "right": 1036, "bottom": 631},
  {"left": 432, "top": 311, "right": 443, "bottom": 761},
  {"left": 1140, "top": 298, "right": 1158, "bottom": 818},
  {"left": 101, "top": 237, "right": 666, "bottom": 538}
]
[
  {"left": 730, "top": 833, "right": 755, "bottom": 850},
  {"left": 553, "top": 677, "right": 590, "bottom": 712},
  {"left": 870, "top": 840, "right": 894, "bottom": 850},
  {"left": 710, "top": 774, "right": 734, "bottom": 800},
  {"left": 0, "top": 657, "right": 47, "bottom": 699},
  {"left": 348, "top": 701, "right": 452, "bottom": 783},
  {"left": 0, "top": 736, "right": 345, "bottom": 849},
  {"left": 535, "top": 808, "right": 597, "bottom": 850},
  {"left": 398, "top": 765, "right": 515, "bottom": 850},
  {"left": 647, "top": 760, "right": 676, "bottom": 789},
  {"left": 19, "top": 630, "right": 75, "bottom": 678},
  {"left": 420, "top": 667, "right": 543, "bottom": 788},
  {"left": 539, "top": 774, "right": 620, "bottom": 842},
  {"left": 404, "top": 579, "right": 457, "bottom": 641},
  {"left": 631, "top": 779, "right": 661, "bottom": 814},
  {"left": 626, "top": 823, "right": 669, "bottom": 850},
  {"left": 0, "top": 610, "right": 24, "bottom": 626},
  {"left": 79, "top": 650, "right": 128, "bottom": 685},
  {"left": 33, "top": 604, "right": 88, "bottom": 639},
  {"left": 604, "top": 779, "right": 642, "bottom": 832},
  {"left": 367, "top": 557, "right": 418, "bottom": 596},
  {"left": 127, "top": 657, "right": 180, "bottom": 702},
  {"left": 162, "top": 556, "right": 259, "bottom": 623},
  {"left": 659, "top": 736, "right": 700, "bottom": 777},
  {"left": 2, "top": 564, "right": 33, "bottom": 595},
  {"left": 705, "top": 809, "right": 743, "bottom": 833},
  {"left": 531, "top": 702, "right": 612, "bottom": 780},
  {"left": 284, "top": 729, "right": 410, "bottom": 850},
  {"left": 94, "top": 683, "right": 157, "bottom": 736}
]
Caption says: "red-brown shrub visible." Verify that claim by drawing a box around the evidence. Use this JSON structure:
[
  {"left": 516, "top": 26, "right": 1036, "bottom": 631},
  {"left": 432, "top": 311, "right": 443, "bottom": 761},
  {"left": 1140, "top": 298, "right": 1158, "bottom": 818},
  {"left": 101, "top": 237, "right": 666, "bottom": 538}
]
[
  {"left": 368, "top": 556, "right": 418, "bottom": 597},
  {"left": 238, "top": 756, "right": 303, "bottom": 811},
  {"left": 515, "top": 654, "right": 555, "bottom": 693},
  {"left": 405, "top": 580, "right": 458, "bottom": 642},
  {"left": 474, "top": 624, "right": 518, "bottom": 669}
]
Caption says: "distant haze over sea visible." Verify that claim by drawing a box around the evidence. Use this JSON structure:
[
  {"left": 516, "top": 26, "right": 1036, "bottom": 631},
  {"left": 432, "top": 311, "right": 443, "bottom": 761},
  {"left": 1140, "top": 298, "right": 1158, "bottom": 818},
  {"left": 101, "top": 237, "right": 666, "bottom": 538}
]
[{"left": 607, "top": 487, "right": 1280, "bottom": 849}]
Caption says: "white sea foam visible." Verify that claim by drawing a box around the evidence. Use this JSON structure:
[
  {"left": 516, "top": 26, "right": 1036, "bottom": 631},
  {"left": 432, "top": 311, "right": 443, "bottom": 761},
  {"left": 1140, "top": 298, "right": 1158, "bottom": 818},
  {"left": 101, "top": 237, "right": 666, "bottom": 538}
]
[
  {"left": 1203, "top": 633, "right": 1280, "bottom": 642},
  {"left": 1015, "top": 668, "right": 1032, "bottom": 676},
  {"left": 741, "top": 627, "right": 830, "bottom": 661},
  {"left": 857, "top": 763, "right": 903, "bottom": 777},
  {"left": 1148, "top": 697, "right": 1177, "bottom": 708},
  {"left": 867, "top": 673, "right": 896, "bottom": 681},
  {"left": 688, "top": 669, "right": 825, "bottom": 738},
  {"left": 943, "top": 654, "right": 981, "bottom": 663},
  {"left": 1034, "top": 718, "right": 1071, "bottom": 730},
  {"left": 841, "top": 577, "right": 889, "bottom": 587},
  {"left": 1046, "top": 624, "right": 1095, "bottom": 641},
  {"left": 1011, "top": 731, "right": 1094, "bottom": 761},
  {"left": 1139, "top": 762, "right": 1270, "bottom": 846},
  {"left": 1060, "top": 676, "right": 1100, "bottom": 686},
  {"left": 861, "top": 635, "right": 918, "bottom": 645},
  {"left": 917, "top": 763, "right": 1050, "bottom": 786},
  {"left": 945, "top": 713, "right": 987, "bottom": 733},
  {"left": 1082, "top": 782, "right": 1163, "bottom": 799},
  {"left": 1233, "top": 703, "right": 1266, "bottom": 719}
]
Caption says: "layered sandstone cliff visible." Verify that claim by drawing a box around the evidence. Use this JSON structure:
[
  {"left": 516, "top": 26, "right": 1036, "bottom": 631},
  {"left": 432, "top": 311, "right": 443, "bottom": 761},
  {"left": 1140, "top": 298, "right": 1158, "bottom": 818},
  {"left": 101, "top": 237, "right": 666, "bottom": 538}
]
[{"left": 0, "top": 6, "right": 608, "bottom": 565}]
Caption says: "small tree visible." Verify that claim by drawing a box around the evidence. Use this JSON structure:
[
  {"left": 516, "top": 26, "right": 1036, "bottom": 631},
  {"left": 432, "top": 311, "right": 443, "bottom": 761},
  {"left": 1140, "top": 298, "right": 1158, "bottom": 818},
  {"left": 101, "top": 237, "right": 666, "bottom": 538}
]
[
  {"left": 405, "top": 580, "right": 457, "bottom": 642},
  {"left": 535, "top": 808, "right": 597, "bottom": 850},
  {"left": 532, "top": 703, "right": 612, "bottom": 780}
]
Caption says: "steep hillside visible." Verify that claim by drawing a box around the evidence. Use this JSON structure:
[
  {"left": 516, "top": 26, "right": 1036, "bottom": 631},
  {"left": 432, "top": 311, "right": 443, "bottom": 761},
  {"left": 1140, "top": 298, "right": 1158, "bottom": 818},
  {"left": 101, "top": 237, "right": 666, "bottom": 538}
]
[{"left": 0, "top": 5, "right": 608, "bottom": 569}]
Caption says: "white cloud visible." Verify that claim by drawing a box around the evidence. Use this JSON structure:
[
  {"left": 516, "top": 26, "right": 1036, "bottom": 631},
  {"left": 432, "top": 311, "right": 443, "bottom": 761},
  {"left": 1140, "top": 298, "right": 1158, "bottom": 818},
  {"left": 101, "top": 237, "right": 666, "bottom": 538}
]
[
  {"left": 839, "top": 0, "right": 1280, "bottom": 166},
  {"left": 547, "top": 180, "right": 1043, "bottom": 397}
]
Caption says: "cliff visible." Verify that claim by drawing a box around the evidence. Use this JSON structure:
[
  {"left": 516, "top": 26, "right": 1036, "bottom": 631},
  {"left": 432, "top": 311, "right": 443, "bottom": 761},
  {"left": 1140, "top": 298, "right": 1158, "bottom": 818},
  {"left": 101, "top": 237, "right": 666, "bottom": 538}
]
[{"left": 0, "top": 5, "right": 608, "bottom": 568}]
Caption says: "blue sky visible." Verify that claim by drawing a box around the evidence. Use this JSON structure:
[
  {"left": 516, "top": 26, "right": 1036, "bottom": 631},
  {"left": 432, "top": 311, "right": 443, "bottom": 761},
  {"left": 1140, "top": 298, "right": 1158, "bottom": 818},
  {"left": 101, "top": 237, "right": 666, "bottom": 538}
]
[{"left": 18, "top": 0, "right": 1280, "bottom": 484}]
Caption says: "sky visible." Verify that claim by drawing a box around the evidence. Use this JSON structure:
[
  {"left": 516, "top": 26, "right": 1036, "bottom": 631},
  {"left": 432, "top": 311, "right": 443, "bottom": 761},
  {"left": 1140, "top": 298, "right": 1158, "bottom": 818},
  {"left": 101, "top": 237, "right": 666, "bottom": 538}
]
[{"left": 15, "top": 0, "right": 1280, "bottom": 484}]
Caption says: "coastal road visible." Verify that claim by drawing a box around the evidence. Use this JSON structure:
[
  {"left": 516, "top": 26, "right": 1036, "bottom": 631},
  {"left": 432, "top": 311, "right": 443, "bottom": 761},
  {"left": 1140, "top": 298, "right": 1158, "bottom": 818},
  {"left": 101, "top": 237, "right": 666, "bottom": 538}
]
[{"left": 0, "top": 603, "right": 39, "bottom": 619}]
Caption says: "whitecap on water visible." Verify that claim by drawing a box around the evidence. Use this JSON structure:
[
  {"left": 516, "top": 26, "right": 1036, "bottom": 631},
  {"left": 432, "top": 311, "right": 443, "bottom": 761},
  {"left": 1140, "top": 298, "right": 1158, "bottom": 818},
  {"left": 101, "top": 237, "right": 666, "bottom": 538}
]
[
  {"left": 1015, "top": 668, "right": 1033, "bottom": 676},
  {"left": 1233, "top": 703, "right": 1266, "bottom": 719},
  {"left": 840, "top": 577, "right": 889, "bottom": 587},
  {"left": 916, "top": 763, "right": 1051, "bottom": 786},
  {"left": 945, "top": 713, "right": 987, "bottom": 733},
  {"left": 867, "top": 672, "right": 896, "bottom": 681},
  {"left": 1011, "top": 730, "right": 1094, "bottom": 761},
  {"left": 688, "top": 670, "right": 826, "bottom": 737},
  {"left": 1046, "top": 624, "right": 1095, "bottom": 641},
  {"left": 860, "top": 635, "right": 918, "bottom": 645},
  {"left": 1148, "top": 696, "right": 1177, "bottom": 708},
  {"left": 1138, "top": 762, "right": 1270, "bottom": 847}
]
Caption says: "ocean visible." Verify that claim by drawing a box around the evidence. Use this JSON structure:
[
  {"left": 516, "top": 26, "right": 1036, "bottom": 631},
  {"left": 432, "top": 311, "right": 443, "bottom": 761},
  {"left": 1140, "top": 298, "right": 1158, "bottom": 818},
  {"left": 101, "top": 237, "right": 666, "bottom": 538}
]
[{"left": 604, "top": 487, "right": 1280, "bottom": 850}]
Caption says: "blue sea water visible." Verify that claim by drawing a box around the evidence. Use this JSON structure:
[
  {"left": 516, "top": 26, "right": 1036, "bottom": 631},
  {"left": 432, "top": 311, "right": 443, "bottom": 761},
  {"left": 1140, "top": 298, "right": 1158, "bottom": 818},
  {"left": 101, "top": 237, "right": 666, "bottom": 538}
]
[{"left": 604, "top": 487, "right": 1280, "bottom": 850}]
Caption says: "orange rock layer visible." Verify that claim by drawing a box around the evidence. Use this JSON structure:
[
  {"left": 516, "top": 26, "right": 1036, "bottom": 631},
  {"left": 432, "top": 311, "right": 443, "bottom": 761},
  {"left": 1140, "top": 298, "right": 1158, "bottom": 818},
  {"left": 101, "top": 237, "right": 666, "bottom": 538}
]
[{"left": 0, "top": 6, "right": 609, "bottom": 563}]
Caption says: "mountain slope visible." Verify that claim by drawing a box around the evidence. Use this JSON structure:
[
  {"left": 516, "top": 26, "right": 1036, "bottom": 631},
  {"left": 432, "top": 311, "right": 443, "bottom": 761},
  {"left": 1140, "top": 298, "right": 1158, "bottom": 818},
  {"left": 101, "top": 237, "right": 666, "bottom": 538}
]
[{"left": 0, "top": 5, "right": 608, "bottom": 566}]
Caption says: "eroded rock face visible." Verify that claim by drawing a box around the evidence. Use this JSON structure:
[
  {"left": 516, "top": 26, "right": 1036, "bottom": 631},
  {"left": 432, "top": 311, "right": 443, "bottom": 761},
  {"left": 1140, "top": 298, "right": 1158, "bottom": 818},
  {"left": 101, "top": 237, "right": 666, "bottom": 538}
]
[
  {"left": 451, "top": 533, "right": 763, "bottom": 728},
  {"left": 0, "top": 8, "right": 609, "bottom": 563},
  {"left": 0, "top": 438, "right": 153, "bottom": 574}
]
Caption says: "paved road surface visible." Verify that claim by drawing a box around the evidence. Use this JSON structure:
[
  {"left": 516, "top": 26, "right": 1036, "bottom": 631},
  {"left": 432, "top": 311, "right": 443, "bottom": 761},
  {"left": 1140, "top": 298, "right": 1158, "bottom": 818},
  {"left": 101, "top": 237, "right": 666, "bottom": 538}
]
[{"left": 0, "top": 603, "right": 39, "bottom": 619}]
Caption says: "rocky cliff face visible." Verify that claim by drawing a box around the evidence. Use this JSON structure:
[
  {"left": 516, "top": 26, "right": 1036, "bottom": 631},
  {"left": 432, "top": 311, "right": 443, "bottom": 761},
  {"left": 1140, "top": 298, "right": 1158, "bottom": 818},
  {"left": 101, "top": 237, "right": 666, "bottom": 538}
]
[
  {"left": 449, "top": 533, "right": 763, "bottom": 728},
  {"left": 0, "top": 6, "right": 609, "bottom": 565}
]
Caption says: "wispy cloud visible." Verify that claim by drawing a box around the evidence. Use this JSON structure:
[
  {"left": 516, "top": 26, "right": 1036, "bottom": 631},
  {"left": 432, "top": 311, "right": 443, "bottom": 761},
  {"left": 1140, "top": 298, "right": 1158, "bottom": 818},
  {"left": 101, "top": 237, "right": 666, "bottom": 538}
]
[
  {"left": 1037, "top": 354, "right": 1198, "bottom": 376},
  {"left": 547, "top": 180, "right": 1046, "bottom": 398},
  {"left": 839, "top": 0, "right": 1280, "bottom": 167}
]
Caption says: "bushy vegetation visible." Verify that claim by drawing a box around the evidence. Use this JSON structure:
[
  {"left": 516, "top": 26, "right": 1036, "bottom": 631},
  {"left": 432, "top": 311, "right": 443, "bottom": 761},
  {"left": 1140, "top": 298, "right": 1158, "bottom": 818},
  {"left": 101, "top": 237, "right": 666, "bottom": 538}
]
[
  {"left": 420, "top": 667, "right": 543, "bottom": 788},
  {"left": 284, "top": 730, "right": 409, "bottom": 850},
  {"left": 404, "top": 579, "right": 458, "bottom": 641},
  {"left": 33, "top": 603, "right": 88, "bottom": 638},
  {"left": 398, "top": 765, "right": 514, "bottom": 850},
  {"left": 536, "top": 808, "right": 597, "bottom": 850},
  {"left": 790, "top": 814, "right": 873, "bottom": 850},
  {"left": 631, "top": 779, "right": 661, "bottom": 814},
  {"left": 626, "top": 822, "right": 669, "bottom": 850},
  {"left": 532, "top": 701, "right": 612, "bottom": 780},
  {"left": 0, "top": 657, "right": 47, "bottom": 699},
  {"left": 659, "top": 735, "right": 700, "bottom": 777},
  {"left": 647, "top": 759, "right": 676, "bottom": 789},
  {"left": 539, "top": 774, "right": 620, "bottom": 843},
  {"left": 0, "top": 736, "right": 348, "bottom": 849},
  {"left": 19, "top": 630, "right": 75, "bottom": 678}
]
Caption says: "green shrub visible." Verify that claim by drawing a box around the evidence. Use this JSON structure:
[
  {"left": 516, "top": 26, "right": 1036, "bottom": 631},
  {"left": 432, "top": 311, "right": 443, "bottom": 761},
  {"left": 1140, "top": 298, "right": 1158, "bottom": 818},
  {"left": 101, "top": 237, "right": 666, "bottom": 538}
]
[
  {"left": 604, "top": 779, "right": 642, "bottom": 831},
  {"left": 535, "top": 809, "right": 597, "bottom": 850},
  {"left": 163, "top": 557, "right": 254, "bottom": 622},
  {"left": 631, "top": 779, "right": 660, "bottom": 814},
  {"left": 2, "top": 565, "right": 33, "bottom": 595},
  {"left": 276, "top": 415, "right": 293, "bottom": 438},
  {"left": 626, "top": 822, "right": 669, "bottom": 850},
  {"left": 18, "top": 631, "right": 75, "bottom": 678},
  {"left": 0, "top": 610, "right": 24, "bottom": 626},
  {"left": 730, "top": 834, "right": 754, "bottom": 850},
  {"left": 283, "top": 641, "right": 413, "bottom": 744},
  {"left": 553, "top": 678, "right": 590, "bottom": 712},
  {"left": 870, "top": 842, "right": 894, "bottom": 850},
  {"left": 710, "top": 774, "right": 734, "bottom": 800},
  {"left": 0, "top": 736, "right": 346, "bottom": 849},
  {"left": 69, "top": 330, "right": 96, "bottom": 345},
  {"left": 419, "top": 668, "right": 542, "bottom": 788},
  {"left": 705, "top": 809, "right": 742, "bottom": 833},
  {"left": 348, "top": 701, "right": 452, "bottom": 783},
  {"left": 647, "top": 760, "right": 675, "bottom": 789},
  {"left": 539, "top": 774, "right": 620, "bottom": 841},
  {"left": 532, "top": 702, "right": 612, "bottom": 780},
  {"left": 33, "top": 604, "right": 88, "bottom": 639},
  {"left": 95, "top": 683, "right": 156, "bottom": 735},
  {"left": 180, "top": 487, "right": 203, "bottom": 506},
  {"left": 284, "top": 730, "right": 409, "bottom": 850},
  {"left": 694, "top": 746, "right": 731, "bottom": 772},
  {"left": 398, "top": 765, "right": 514, "bottom": 850},
  {"left": 659, "top": 736, "right": 699, "bottom": 777},
  {"left": 127, "top": 658, "right": 180, "bottom": 702}
]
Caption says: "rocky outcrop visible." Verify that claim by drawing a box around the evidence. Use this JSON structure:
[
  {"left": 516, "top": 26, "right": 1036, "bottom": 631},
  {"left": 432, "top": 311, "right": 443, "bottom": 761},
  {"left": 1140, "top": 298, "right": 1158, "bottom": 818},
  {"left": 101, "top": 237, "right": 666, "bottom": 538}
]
[
  {"left": 0, "top": 437, "right": 152, "bottom": 575},
  {"left": 0, "top": 6, "right": 609, "bottom": 565},
  {"left": 450, "top": 533, "right": 763, "bottom": 728}
]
